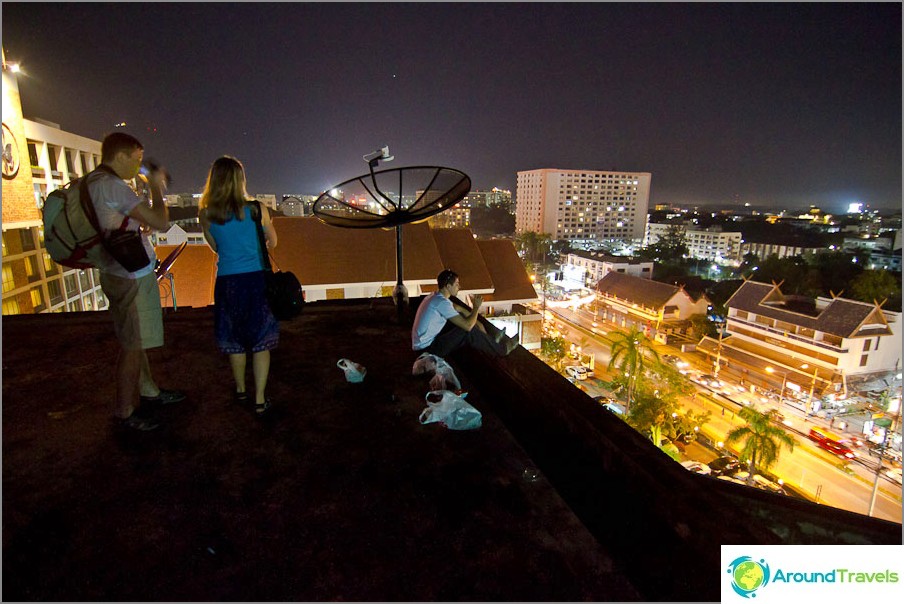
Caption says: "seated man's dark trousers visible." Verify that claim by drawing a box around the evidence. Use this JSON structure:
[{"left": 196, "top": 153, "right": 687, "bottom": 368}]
[{"left": 423, "top": 321, "right": 510, "bottom": 359}]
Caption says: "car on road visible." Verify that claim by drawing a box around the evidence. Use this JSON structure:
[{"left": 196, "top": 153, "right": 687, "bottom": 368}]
[
  {"left": 708, "top": 456, "right": 743, "bottom": 477},
  {"left": 730, "top": 472, "right": 788, "bottom": 496},
  {"left": 565, "top": 365, "right": 588, "bottom": 380},
  {"left": 600, "top": 400, "right": 626, "bottom": 415},
  {"left": 680, "top": 460, "right": 712, "bottom": 475}
]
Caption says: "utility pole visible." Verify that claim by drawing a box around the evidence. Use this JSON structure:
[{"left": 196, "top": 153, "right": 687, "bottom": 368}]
[
  {"left": 713, "top": 320, "right": 724, "bottom": 378},
  {"left": 805, "top": 365, "right": 819, "bottom": 415},
  {"left": 868, "top": 380, "right": 902, "bottom": 517}
]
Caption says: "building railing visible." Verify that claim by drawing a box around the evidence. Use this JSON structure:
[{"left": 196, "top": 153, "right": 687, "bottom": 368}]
[{"left": 727, "top": 316, "right": 849, "bottom": 353}]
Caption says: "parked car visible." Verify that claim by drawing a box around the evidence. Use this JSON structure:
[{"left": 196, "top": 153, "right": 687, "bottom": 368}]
[
  {"left": 730, "top": 472, "right": 788, "bottom": 496},
  {"left": 565, "top": 365, "right": 588, "bottom": 381},
  {"left": 680, "top": 460, "right": 712, "bottom": 475},
  {"left": 593, "top": 395, "right": 612, "bottom": 405},
  {"left": 708, "top": 456, "right": 743, "bottom": 477},
  {"left": 600, "top": 401, "right": 626, "bottom": 416}
]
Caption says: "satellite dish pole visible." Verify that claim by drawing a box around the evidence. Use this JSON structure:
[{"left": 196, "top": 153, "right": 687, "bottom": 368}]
[
  {"left": 313, "top": 151, "right": 471, "bottom": 324},
  {"left": 362, "top": 146, "right": 407, "bottom": 310}
]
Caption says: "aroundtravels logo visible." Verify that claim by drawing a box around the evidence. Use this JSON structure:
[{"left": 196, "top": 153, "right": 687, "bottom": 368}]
[{"left": 727, "top": 556, "right": 771, "bottom": 598}]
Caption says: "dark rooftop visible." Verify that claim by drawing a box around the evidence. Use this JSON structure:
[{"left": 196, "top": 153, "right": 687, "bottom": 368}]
[{"left": 2, "top": 299, "right": 900, "bottom": 601}]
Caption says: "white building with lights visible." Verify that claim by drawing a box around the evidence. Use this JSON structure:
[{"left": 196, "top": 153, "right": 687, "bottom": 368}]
[{"left": 515, "top": 169, "right": 651, "bottom": 244}]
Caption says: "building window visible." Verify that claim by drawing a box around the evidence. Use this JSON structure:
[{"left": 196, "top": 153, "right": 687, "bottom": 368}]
[
  {"left": 47, "top": 145, "right": 60, "bottom": 172},
  {"left": 860, "top": 354, "right": 869, "bottom": 367},
  {"left": 3, "top": 298, "right": 21, "bottom": 315},
  {"left": 30, "top": 287, "right": 46, "bottom": 312},
  {"left": 64, "top": 273, "right": 78, "bottom": 295},
  {"left": 863, "top": 339, "right": 871, "bottom": 352},
  {"left": 19, "top": 229, "right": 36, "bottom": 252},
  {"left": 2, "top": 264, "right": 16, "bottom": 293},
  {"left": 27, "top": 141, "right": 40, "bottom": 167},
  {"left": 47, "top": 279, "right": 64, "bottom": 305}
]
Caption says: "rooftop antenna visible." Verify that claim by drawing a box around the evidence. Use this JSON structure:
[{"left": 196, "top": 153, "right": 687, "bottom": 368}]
[{"left": 313, "top": 146, "right": 470, "bottom": 321}]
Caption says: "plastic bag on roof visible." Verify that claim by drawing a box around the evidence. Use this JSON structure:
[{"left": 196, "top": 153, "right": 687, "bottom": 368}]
[
  {"left": 337, "top": 358, "right": 366, "bottom": 383},
  {"left": 418, "top": 390, "right": 482, "bottom": 431}
]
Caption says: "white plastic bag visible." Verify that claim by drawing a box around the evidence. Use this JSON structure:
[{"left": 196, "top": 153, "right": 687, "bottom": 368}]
[
  {"left": 412, "top": 352, "right": 438, "bottom": 376},
  {"left": 337, "top": 358, "right": 366, "bottom": 383},
  {"left": 418, "top": 390, "right": 482, "bottom": 431},
  {"left": 412, "top": 353, "right": 461, "bottom": 391}
]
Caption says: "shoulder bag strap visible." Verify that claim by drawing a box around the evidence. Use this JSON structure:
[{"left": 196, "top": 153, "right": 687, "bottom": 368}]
[{"left": 250, "top": 200, "right": 273, "bottom": 272}]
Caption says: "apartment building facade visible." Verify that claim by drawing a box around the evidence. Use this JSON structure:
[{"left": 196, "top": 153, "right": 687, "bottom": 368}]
[
  {"left": 515, "top": 169, "right": 651, "bottom": 244},
  {"left": 2, "top": 61, "right": 107, "bottom": 315},
  {"left": 644, "top": 222, "right": 743, "bottom": 263},
  {"left": 565, "top": 251, "right": 653, "bottom": 285}
]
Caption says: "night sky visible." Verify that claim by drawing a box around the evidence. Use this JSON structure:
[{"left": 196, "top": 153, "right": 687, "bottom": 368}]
[{"left": 2, "top": 3, "right": 901, "bottom": 211}]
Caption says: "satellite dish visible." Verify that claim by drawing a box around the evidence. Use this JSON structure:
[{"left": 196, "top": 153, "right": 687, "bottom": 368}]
[
  {"left": 155, "top": 241, "right": 187, "bottom": 281},
  {"left": 313, "top": 165, "right": 470, "bottom": 228},
  {"left": 313, "top": 152, "right": 471, "bottom": 316}
]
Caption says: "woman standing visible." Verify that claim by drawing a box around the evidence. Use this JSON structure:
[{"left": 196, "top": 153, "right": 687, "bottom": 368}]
[{"left": 199, "top": 156, "right": 278, "bottom": 415}]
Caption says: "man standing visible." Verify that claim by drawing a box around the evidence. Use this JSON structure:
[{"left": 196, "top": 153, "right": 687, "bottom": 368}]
[
  {"left": 412, "top": 269, "right": 516, "bottom": 359},
  {"left": 89, "top": 132, "right": 184, "bottom": 431}
]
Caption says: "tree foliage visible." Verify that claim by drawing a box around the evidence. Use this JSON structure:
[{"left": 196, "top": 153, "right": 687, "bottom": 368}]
[
  {"left": 849, "top": 270, "right": 902, "bottom": 310},
  {"left": 637, "top": 224, "right": 688, "bottom": 264},
  {"left": 608, "top": 326, "right": 660, "bottom": 411},
  {"left": 470, "top": 206, "right": 515, "bottom": 237},
  {"left": 725, "top": 407, "right": 796, "bottom": 481},
  {"left": 540, "top": 335, "right": 568, "bottom": 370},
  {"left": 516, "top": 231, "right": 553, "bottom": 267},
  {"left": 750, "top": 255, "right": 821, "bottom": 296}
]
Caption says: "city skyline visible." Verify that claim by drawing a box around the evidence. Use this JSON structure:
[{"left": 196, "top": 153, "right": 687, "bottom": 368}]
[{"left": 2, "top": 3, "right": 900, "bottom": 212}]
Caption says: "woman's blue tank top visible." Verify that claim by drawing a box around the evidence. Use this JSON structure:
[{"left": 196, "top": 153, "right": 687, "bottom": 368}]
[{"left": 208, "top": 206, "right": 265, "bottom": 276}]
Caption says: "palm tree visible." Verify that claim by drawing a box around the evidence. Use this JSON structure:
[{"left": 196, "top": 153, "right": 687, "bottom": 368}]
[
  {"left": 725, "top": 407, "right": 796, "bottom": 483},
  {"left": 607, "top": 326, "right": 659, "bottom": 411}
]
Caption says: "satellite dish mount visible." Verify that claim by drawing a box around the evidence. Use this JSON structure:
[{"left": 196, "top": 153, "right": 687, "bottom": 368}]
[{"left": 313, "top": 148, "right": 471, "bottom": 320}]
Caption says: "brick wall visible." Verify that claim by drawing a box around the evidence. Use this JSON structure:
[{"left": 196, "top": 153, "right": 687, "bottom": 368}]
[{"left": 2, "top": 69, "right": 39, "bottom": 226}]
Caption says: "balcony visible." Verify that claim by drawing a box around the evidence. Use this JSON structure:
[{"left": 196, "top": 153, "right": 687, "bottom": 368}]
[
  {"left": 728, "top": 315, "right": 849, "bottom": 353},
  {"left": 1, "top": 300, "right": 898, "bottom": 601}
]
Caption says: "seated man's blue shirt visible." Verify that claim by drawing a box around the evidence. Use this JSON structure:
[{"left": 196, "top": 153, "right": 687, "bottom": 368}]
[{"left": 412, "top": 292, "right": 459, "bottom": 350}]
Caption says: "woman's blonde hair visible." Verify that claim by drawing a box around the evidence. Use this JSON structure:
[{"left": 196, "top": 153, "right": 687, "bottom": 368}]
[{"left": 199, "top": 156, "right": 255, "bottom": 224}]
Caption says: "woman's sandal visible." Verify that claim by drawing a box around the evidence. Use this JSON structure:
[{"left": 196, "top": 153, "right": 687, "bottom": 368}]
[
  {"left": 254, "top": 399, "right": 272, "bottom": 416},
  {"left": 234, "top": 391, "right": 249, "bottom": 405}
]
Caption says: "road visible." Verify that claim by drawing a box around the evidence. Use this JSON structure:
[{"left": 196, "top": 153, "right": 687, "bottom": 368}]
[{"left": 536, "top": 303, "right": 904, "bottom": 524}]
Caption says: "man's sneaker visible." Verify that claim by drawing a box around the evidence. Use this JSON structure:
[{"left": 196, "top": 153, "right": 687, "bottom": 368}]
[
  {"left": 140, "top": 389, "right": 186, "bottom": 406},
  {"left": 115, "top": 413, "right": 160, "bottom": 431}
]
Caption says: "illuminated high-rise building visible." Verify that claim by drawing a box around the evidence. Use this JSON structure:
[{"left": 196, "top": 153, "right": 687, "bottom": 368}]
[{"left": 515, "top": 169, "right": 651, "bottom": 243}]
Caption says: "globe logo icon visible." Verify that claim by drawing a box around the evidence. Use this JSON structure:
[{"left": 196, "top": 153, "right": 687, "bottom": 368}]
[{"left": 727, "top": 556, "right": 770, "bottom": 598}]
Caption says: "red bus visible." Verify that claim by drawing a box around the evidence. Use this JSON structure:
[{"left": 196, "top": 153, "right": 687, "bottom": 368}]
[{"left": 807, "top": 427, "right": 856, "bottom": 459}]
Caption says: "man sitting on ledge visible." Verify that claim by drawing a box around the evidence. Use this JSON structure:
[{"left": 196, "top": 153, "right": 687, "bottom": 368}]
[{"left": 412, "top": 269, "right": 517, "bottom": 359}]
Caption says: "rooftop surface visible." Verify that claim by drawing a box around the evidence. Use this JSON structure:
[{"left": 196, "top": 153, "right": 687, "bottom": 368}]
[{"left": 2, "top": 298, "right": 900, "bottom": 601}]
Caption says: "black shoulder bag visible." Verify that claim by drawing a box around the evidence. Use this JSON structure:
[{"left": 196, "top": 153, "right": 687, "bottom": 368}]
[
  {"left": 91, "top": 165, "right": 153, "bottom": 272},
  {"left": 251, "top": 201, "right": 305, "bottom": 320}
]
